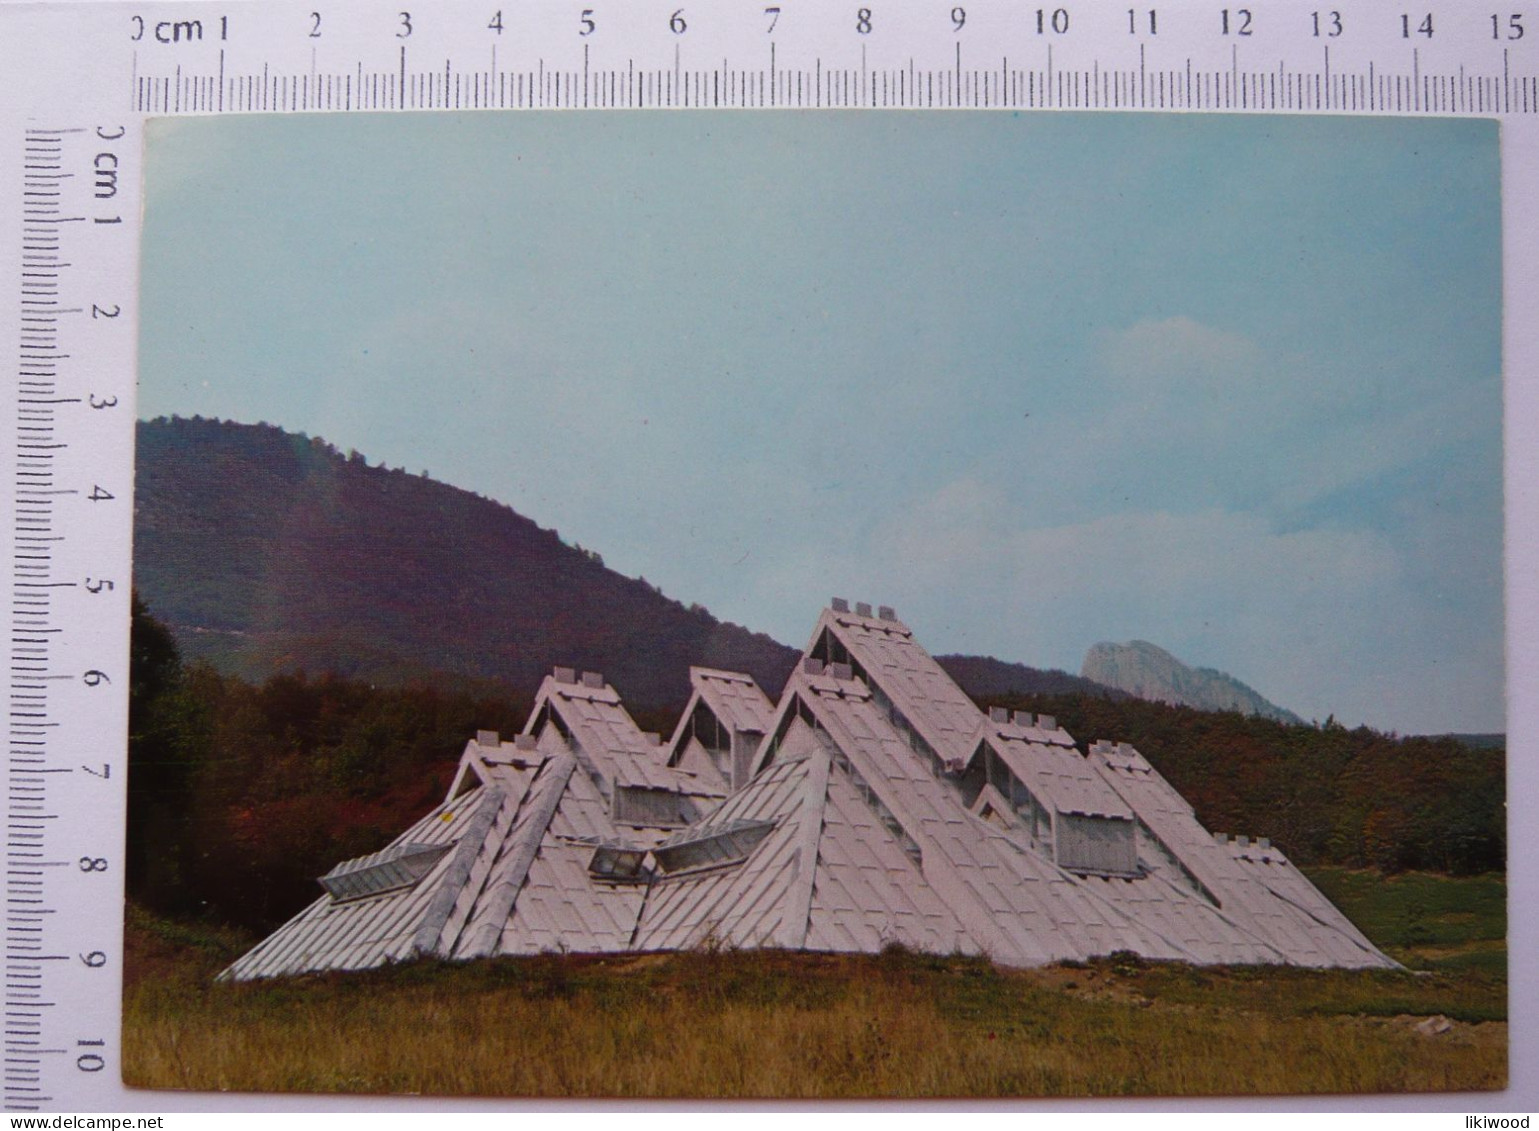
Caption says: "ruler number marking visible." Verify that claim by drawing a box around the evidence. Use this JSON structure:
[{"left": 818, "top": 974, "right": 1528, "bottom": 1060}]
[
  {"left": 127, "top": 14, "right": 222, "bottom": 43},
  {"left": 1036, "top": 8, "right": 1070, "bottom": 35},
  {"left": 1493, "top": 13, "right": 1525, "bottom": 39},
  {"left": 110, "top": 5, "right": 1539, "bottom": 114},
  {"left": 76, "top": 1041, "right": 107, "bottom": 1074}
]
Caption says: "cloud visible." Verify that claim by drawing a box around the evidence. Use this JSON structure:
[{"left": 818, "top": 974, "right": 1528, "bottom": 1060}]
[
  {"left": 1101, "top": 316, "right": 1264, "bottom": 383},
  {"left": 1027, "top": 316, "right": 1502, "bottom": 534}
]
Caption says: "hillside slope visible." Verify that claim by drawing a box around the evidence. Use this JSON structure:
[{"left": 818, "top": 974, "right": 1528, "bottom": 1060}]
[
  {"left": 134, "top": 417, "right": 797, "bottom": 706},
  {"left": 135, "top": 417, "right": 1112, "bottom": 709}
]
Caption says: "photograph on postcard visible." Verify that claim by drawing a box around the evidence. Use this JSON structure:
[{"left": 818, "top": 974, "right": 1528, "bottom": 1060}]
[{"left": 123, "top": 110, "right": 1505, "bottom": 1097}]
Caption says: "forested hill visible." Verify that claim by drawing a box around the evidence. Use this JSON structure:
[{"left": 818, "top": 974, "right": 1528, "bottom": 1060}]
[
  {"left": 134, "top": 416, "right": 799, "bottom": 707},
  {"left": 936, "top": 654, "right": 1128, "bottom": 702},
  {"left": 134, "top": 417, "right": 1105, "bottom": 709}
]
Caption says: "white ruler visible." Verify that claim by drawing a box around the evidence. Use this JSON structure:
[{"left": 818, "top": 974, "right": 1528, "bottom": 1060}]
[{"left": 1, "top": 0, "right": 1536, "bottom": 1113}]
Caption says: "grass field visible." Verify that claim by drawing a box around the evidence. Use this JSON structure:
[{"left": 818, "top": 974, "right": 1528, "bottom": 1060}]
[{"left": 122, "top": 868, "right": 1506, "bottom": 1098}]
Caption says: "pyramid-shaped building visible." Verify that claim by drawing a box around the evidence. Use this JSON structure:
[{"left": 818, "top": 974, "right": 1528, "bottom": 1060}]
[{"left": 224, "top": 601, "right": 1393, "bottom": 979}]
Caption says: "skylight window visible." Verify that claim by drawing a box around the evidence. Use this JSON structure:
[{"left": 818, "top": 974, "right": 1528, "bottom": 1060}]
[
  {"left": 651, "top": 818, "right": 776, "bottom": 875},
  {"left": 588, "top": 843, "right": 649, "bottom": 882},
  {"left": 613, "top": 785, "right": 699, "bottom": 828},
  {"left": 318, "top": 842, "right": 453, "bottom": 901}
]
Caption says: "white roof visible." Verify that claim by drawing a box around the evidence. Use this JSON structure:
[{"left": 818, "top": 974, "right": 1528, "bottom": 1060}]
[
  {"left": 532, "top": 671, "right": 720, "bottom": 798},
  {"left": 227, "top": 605, "right": 1396, "bottom": 979},
  {"left": 686, "top": 666, "right": 775, "bottom": 735},
  {"left": 986, "top": 729, "right": 1134, "bottom": 821},
  {"left": 815, "top": 606, "right": 983, "bottom": 764},
  {"left": 1086, "top": 740, "right": 1391, "bottom": 967}
]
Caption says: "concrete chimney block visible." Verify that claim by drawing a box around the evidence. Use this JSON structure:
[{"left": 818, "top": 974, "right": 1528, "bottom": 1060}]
[
  {"left": 829, "top": 661, "right": 853, "bottom": 681},
  {"left": 1012, "top": 710, "right": 1032, "bottom": 727},
  {"left": 804, "top": 657, "right": 825, "bottom": 676},
  {"left": 878, "top": 605, "right": 896, "bottom": 621},
  {"left": 1236, "top": 835, "right": 1250, "bottom": 847},
  {"left": 514, "top": 734, "right": 538, "bottom": 751},
  {"left": 1257, "top": 837, "right": 1270, "bottom": 850},
  {"left": 554, "top": 666, "right": 577, "bottom": 685},
  {"left": 855, "top": 601, "right": 873, "bottom": 618},
  {"left": 989, "top": 706, "right": 1009, "bottom": 724},
  {"left": 643, "top": 732, "right": 661, "bottom": 746},
  {"left": 476, "top": 730, "right": 500, "bottom": 748},
  {"left": 1213, "top": 832, "right": 1229, "bottom": 845},
  {"left": 1038, "top": 715, "right": 1057, "bottom": 732},
  {"left": 831, "top": 597, "right": 850, "bottom": 613},
  {"left": 581, "top": 671, "right": 604, "bottom": 689}
]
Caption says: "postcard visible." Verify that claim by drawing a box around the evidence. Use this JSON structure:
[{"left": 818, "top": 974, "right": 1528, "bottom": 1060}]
[{"left": 125, "top": 110, "right": 1506, "bottom": 1099}]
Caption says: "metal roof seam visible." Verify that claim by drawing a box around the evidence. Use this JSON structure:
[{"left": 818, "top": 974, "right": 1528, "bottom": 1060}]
[{"left": 409, "top": 785, "right": 506, "bottom": 957}]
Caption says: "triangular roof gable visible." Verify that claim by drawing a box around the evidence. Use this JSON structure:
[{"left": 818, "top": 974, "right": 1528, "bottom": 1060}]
[
  {"left": 749, "top": 668, "right": 824, "bottom": 778},
  {"left": 776, "top": 664, "right": 1065, "bottom": 964},
  {"left": 689, "top": 666, "right": 774, "bottom": 735},
  {"left": 526, "top": 669, "right": 699, "bottom": 793},
  {"left": 809, "top": 604, "right": 985, "bottom": 767},
  {"left": 671, "top": 736, "right": 731, "bottom": 793},
  {"left": 635, "top": 710, "right": 980, "bottom": 958},
  {"left": 785, "top": 663, "right": 1245, "bottom": 965},
  {"left": 445, "top": 730, "right": 545, "bottom": 803},
  {"left": 664, "top": 666, "right": 772, "bottom": 774}
]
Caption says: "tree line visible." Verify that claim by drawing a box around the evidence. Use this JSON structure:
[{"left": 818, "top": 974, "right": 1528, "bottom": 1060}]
[
  {"left": 987, "top": 691, "right": 1504, "bottom": 876},
  {"left": 128, "top": 598, "right": 1504, "bottom": 933}
]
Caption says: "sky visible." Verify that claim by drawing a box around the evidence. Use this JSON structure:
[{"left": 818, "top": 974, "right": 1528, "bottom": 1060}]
[{"left": 138, "top": 111, "right": 1504, "bottom": 735}]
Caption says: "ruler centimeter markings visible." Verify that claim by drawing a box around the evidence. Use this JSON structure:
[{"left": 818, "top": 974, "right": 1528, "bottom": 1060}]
[
  {"left": 1, "top": 0, "right": 1534, "bottom": 1111},
  {"left": 3, "top": 24, "right": 136, "bottom": 1103},
  {"left": 110, "top": 1, "right": 1537, "bottom": 116},
  {"left": 6, "top": 124, "right": 74, "bottom": 1113}
]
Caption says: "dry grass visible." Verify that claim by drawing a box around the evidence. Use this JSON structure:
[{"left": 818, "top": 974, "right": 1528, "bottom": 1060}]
[{"left": 123, "top": 919, "right": 1506, "bottom": 1098}]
